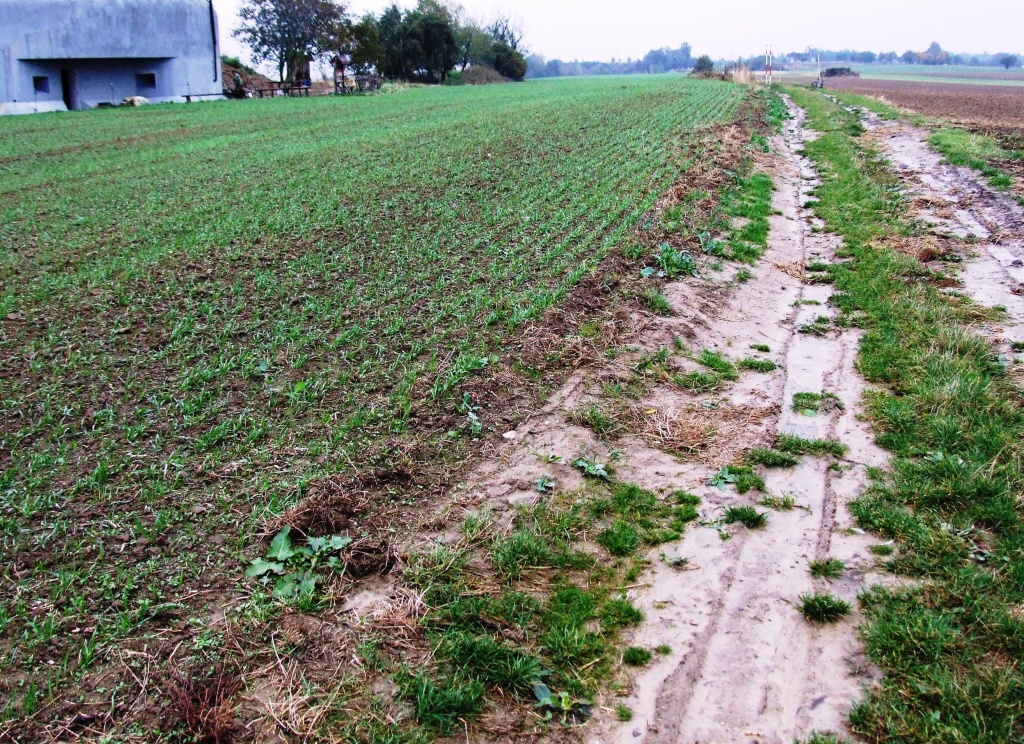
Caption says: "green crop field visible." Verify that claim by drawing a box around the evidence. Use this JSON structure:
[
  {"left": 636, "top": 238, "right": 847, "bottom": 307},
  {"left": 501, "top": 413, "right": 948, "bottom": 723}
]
[{"left": 0, "top": 76, "right": 746, "bottom": 734}]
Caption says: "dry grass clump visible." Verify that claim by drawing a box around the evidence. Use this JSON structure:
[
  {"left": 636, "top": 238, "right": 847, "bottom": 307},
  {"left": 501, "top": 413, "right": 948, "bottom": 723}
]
[
  {"left": 880, "top": 234, "right": 955, "bottom": 264},
  {"left": 630, "top": 403, "right": 777, "bottom": 466},
  {"left": 771, "top": 260, "right": 808, "bottom": 281},
  {"left": 165, "top": 664, "right": 242, "bottom": 744},
  {"left": 631, "top": 406, "right": 716, "bottom": 457}
]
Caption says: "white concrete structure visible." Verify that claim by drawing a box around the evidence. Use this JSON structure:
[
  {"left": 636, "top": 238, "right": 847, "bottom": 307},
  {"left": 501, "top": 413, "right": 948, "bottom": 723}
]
[{"left": 0, "top": 0, "right": 222, "bottom": 115}]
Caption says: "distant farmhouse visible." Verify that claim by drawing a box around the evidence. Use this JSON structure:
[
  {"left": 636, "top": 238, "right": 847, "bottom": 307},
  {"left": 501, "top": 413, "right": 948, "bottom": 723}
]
[{"left": 0, "top": 0, "right": 222, "bottom": 115}]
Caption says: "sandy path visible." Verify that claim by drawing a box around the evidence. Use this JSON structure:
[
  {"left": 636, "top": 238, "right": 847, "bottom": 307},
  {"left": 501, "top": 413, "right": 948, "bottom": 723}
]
[
  {"left": 443, "top": 98, "right": 890, "bottom": 743},
  {"left": 583, "top": 99, "right": 887, "bottom": 744},
  {"left": 855, "top": 107, "right": 1024, "bottom": 349}
]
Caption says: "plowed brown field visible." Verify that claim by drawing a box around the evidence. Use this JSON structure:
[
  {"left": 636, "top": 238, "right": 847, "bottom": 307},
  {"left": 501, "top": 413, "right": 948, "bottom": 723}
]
[{"left": 825, "top": 78, "right": 1024, "bottom": 148}]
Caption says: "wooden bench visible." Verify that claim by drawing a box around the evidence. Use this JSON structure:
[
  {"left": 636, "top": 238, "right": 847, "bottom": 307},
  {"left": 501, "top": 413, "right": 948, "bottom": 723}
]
[{"left": 255, "top": 83, "right": 312, "bottom": 99}]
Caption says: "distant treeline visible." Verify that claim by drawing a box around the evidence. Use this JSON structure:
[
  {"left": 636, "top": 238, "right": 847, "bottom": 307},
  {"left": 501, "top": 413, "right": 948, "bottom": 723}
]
[
  {"left": 525, "top": 40, "right": 1021, "bottom": 81},
  {"left": 740, "top": 44, "right": 1021, "bottom": 70},
  {"left": 526, "top": 44, "right": 693, "bottom": 79}
]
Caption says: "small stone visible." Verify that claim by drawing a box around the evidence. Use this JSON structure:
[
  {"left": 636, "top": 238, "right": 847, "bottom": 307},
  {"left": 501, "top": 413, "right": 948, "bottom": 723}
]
[
  {"left": 633, "top": 730, "right": 642, "bottom": 738},
  {"left": 502, "top": 431, "right": 517, "bottom": 441}
]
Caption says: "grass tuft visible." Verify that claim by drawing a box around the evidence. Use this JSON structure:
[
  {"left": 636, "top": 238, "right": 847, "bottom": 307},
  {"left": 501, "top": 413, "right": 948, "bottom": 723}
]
[
  {"left": 695, "top": 349, "right": 739, "bottom": 380},
  {"left": 622, "top": 647, "right": 653, "bottom": 666},
  {"left": 775, "top": 434, "right": 847, "bottom": 458},
  {"left": 597, "top": 521, "right": 641, "bottom": 557},
  {"left": 738, "top": 357, "right": 779, "bottom": 373},
  {"left": 809, "top": 558, "right": 845, "bottom": 579},
  {"left": 746, "top": 448, "right": 799, "bottom": 468},
  {"left": 798, "top": 593, "right": 851, "bottom": 624},
  {"left": 723, "top": 506, "right": 768, "bottom": 529},
  {"left": 759, "top": 493, "right": 796, "bottom": 510}
]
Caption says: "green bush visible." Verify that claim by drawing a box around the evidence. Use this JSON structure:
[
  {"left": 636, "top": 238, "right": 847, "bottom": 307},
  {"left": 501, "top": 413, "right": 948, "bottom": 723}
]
[{"left": 492, "top": 42, "right": 527, "bottom": 81}]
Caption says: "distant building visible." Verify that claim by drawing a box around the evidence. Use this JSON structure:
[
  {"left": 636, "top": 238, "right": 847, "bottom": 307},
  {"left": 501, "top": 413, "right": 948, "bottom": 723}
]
[{"left": 0, "top": 0, "right": 222, "bottom": 115}]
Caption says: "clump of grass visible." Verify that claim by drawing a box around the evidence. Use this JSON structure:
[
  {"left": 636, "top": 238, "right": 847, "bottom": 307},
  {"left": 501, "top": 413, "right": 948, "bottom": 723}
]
[
  {"left": 491, "top": 527, "right": 555, "bottom": 580},
  {"left": 775, "top": 434, "right": 847, "bottom": 457},
  {"left": 599, "top": 598, "right": 644, "bottom": 631},
  {"left": 738, "top": 357, "right": 778, "bottom": 373},
  {"left": 746, "top": 448, "right": 798, "bottom": 468},
  {"left": 795, "top": 734, "right": 843, "bottom": 744},
  {"left": 399, "top": 671, "right": 484, "bottom": 734},
  {"left": 440, "top": 632, "right": 543, "bottom": 693},
  {"left": 798, "top": 593, "right": 851, "bottom": 623},
  {"left": 809, "top": 558, "right": 846, "bottom": 579},
  {"left": 723, "top": 505, "right": 768, "bottom": 529},
  {"left": 750, "top": 343, "right": 771, "bottom": 353},
  {"left": 1011, "top": 341, "right": 1024, "bottom": 353},
  {"left": 792, "top": 391, "right": 843, "bottom": 415},
  {"left": 868, "top": 544, "right": 894, "bottom": 556},
  {"left": 616, "top": 704, "right": 634, "bottom": 722},
  {"left": 622, "top": 647, "right": 653, "bottom": 666},
  {"left": 569, "top": 404, "right": 621, "bottom": 439},
  {"left": 799, "top": 316, "right": 832, "bottom": 336},
  {"left": 708, "top": 464, "right": 766, "bottom": 493},
  {"left": 643, "top": 289, "right": 673, "bottom": 315},
  {"left": 672, "top": 370, "right": 721, "bottom": 393},
  {"left": 806, "top": 260, "right": 831, "bottom": 272},
  {"left": 672, "top": 491, "right": 701, "bottom": 506},
  {"left": 655, "top": 644, "right": 671, "bottom": 655},
  {"left": 597, "top": 521, "right": 641, "bottom": 557},
  {"left": 735, "top": 268, "right": 753, "bottom": 283},
  {"left": 759, "top": 493, "right": 796, "bottom": 510},
  {"left": 695, "top": 349, "right": 739, "bottom": 380}
]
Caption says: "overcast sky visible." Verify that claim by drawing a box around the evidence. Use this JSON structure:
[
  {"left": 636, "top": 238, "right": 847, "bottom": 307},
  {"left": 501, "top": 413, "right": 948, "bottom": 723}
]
[{"left": 216, "top": 0, "right": 1024, "bottom": 66}]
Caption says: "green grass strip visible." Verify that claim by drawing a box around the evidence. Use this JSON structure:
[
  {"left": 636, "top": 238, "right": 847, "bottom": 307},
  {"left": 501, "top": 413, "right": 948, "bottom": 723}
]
[{"left": 787, "top": 84, "right": 1024, "bottom": 743}]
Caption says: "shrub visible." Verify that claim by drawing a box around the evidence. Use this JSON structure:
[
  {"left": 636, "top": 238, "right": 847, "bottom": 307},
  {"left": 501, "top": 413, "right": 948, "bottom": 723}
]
[
  {"left": 693, "top": 55, "right": 715, "bottom": 75},
  {"left": 492, "top": 42, "right": 527, "bottom": 81}
]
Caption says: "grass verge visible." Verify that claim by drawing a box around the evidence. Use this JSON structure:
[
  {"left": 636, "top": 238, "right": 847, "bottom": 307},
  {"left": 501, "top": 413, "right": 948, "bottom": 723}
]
[{"left": 788, "top": 84, "right": 1024, "bottom": 743}]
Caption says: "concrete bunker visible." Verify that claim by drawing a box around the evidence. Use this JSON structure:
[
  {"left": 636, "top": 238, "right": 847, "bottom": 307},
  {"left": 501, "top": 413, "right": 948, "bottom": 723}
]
[{"left": 0, "top": 0, "right": 222, "bottom": 114}]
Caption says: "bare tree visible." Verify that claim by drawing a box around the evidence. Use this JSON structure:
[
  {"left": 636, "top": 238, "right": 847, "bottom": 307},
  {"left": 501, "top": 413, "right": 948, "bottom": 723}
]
[{"left": 487, "top": 15, "right": 524, "bottom": 52}]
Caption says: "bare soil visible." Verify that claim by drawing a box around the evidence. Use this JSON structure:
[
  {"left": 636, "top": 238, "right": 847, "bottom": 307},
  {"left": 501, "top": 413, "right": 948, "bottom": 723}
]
[{"left": 822, "top": 78, "right": 1024, "bottom": 148}]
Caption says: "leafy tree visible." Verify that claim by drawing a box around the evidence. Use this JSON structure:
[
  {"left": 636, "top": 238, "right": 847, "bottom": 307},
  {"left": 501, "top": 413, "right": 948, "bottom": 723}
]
[
  {"left": 234, "top": 0, "right": 347, "bottom": 82},
  {"left": 693, "top": 55, "right": 714, "bottom": 75},
  {"left": 375, "top": 1, "right": 459, "bottom": 83},
  {"left": 350, "top": 15, "right": 384, "bottom": 74},
  {"left": 999, "top": 54, "right": 1021, "bottom": 70},
  {"left": 492, "top": 42, "right": 527, "bottom": 81},
  {"left": 456, "top": 22, "right": 495, "bottom": 70}
]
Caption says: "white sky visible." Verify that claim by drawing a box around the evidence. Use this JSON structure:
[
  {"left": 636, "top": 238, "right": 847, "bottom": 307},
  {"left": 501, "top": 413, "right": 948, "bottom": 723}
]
[{"left": 215, "top": 0, "right": 1024, "bottom": 67}]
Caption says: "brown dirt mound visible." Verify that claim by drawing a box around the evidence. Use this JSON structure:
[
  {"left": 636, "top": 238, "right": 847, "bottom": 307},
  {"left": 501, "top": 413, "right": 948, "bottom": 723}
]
[{"left": 222, "top": 62, "right": 272, "bottom": 93}]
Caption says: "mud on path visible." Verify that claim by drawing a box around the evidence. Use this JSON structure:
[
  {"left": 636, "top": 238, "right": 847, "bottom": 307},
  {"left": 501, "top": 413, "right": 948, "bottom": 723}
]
[
  {"left": 427, "top": 99, "right": 893, "bottom": 742},
  {"left": 853, "top": 107, "right": 1024, "bottom": 360}
]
